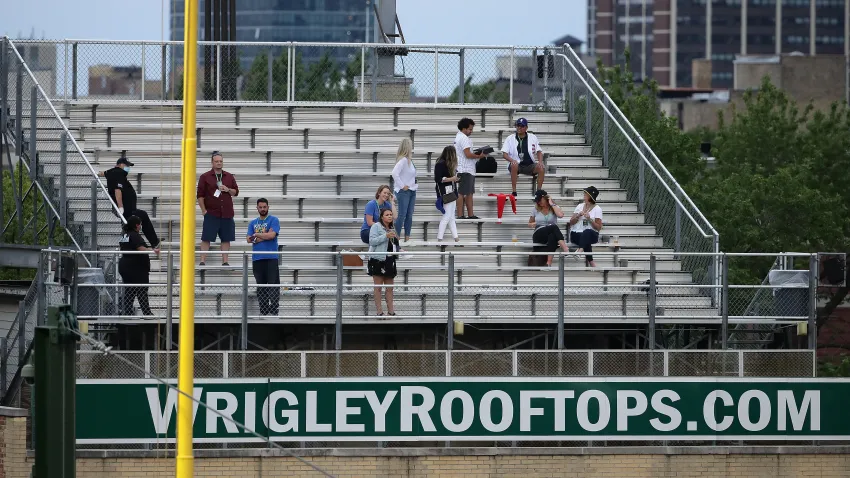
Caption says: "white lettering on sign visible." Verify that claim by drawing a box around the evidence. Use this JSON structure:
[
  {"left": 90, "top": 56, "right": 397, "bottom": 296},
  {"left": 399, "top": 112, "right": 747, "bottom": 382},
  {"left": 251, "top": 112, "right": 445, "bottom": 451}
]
[
  {"left": 145, "top": 387, "right": 203, "bottom": 435},
  {"left": 577, "top": 390, "right": 611, "bottom": 432},
  {"left": 244, "top": 392, "right": 256, "bottom": 432},
  {"left": 400, "top": 386, "right": 436, "bottom": 432},
  {"left": 778, "top": 390, "right": 820, "bottom": 431},
  {"left": 479, "top": 390, "right": 513, "bottom": 433},
  {"left": 616, "top": 390, "right": 647, "bottom": 432},
  {"left": 518, "top": 391, "right": 575, "bottom": 432},
  {"left": 440, "top": 390, "right": 475, "bottom": 433},
  {"left": 704, "top": 390, "right": 734, "bottom": 432},
  {"left": 738, "top": 390, "right": 771, "bottom": 432},
  {"left": 306, "top": 391, "right": 332, "bottom": 432},
  {"left": 365, "top": 391, "right": 397, "bottom": 433},
  {"left": 336, "top": 391, "right": 366, "bottom": 433},
  {"left": 649, "top": 390, "right": 681, "bottom": 432},
  {"left": 262, "top": 390, "right": 298, "bottom": 433},
  {"left": 206, "top": 392, "right": 239, "bottom": 434}
]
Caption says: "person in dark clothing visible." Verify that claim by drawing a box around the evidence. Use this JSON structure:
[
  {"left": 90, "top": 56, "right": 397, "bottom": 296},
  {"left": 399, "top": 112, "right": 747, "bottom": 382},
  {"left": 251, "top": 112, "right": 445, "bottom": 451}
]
[
  {"left": 102, "top": 157, "right": 161, "bottom": 251},
  {"left": 118, "top": 215, "right": 154, "bottom": 316}
]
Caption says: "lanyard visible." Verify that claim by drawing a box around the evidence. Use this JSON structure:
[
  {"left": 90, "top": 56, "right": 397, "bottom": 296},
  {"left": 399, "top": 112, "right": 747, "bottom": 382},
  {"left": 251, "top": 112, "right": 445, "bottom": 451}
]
[{"left": 215, "top": 171, "right": 223, "bottom": 184}]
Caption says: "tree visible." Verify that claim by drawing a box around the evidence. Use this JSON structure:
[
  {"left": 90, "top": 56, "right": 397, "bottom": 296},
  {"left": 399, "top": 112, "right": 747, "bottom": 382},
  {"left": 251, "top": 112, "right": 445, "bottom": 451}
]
[
  {"left": 447, "top": 76, "right": 510, "bottom": 104},
  {"left": 242, "top": 50, "right": 361, "bottom": 102}
]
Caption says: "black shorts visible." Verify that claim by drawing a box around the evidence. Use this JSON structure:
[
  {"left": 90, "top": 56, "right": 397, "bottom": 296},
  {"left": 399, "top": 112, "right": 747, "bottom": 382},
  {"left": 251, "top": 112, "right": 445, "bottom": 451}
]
[
  {"left": 367, "top": 258, "right": 397, "bottom": 279},
  {"left": 201, "top": 214, "right": 236, "bottom": 242},
  {"left": 458, "top": 173, "right": 476, "bottom": 195}
]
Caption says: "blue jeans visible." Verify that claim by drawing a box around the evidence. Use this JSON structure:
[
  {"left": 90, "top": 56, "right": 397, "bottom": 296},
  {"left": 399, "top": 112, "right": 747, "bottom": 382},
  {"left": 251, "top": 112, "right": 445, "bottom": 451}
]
[{"left": 395, "top": 189, "right": 416, "bottom": 238}]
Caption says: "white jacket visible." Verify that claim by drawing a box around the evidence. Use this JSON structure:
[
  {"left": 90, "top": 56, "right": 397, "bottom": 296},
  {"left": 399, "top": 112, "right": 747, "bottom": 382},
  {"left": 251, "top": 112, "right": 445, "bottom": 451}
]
[{"left": 501, "top": 132, "right": 543, "bottom": 164}]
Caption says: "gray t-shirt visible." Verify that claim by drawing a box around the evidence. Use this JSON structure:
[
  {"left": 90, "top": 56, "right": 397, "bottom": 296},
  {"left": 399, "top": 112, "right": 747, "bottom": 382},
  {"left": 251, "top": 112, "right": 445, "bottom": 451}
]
[{"left": 531, "top": 208, "right": 558, "bottom": 229}]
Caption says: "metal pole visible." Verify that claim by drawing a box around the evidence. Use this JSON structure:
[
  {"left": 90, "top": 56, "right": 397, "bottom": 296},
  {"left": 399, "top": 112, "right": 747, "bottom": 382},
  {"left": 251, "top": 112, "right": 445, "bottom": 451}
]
[
  {"left": 0, "top": 337, "right": 6, "bottom": 396},
  {"left": 16, "top": 302, "right": 24, "bottom": 376},
  {"left": 638, "top": 145, "right": 645, "bottom": 213},
  {"left": 335, "top": 253, "right": 343, "bottom": 350},
  {"left": 141, "top": 45, "right": 146, "bottom": 101},
  {"left": 433, "top": 47, "right": 439, "bottom": 104},
  {"left": 36, "top": 253, "right": 45, "bottom": 326},
  {"left": 557, "top": 253, "right": 565, "bottom": 349},
  {"left": 287, "top": 44, "right": 293, "bottom": 102},
  {"left": 166, "top": 252, "right": 173, "bottom": 351},
  {"left": 90, "top": 181, "right": 98, "bottom": 264},
  {"left": 216, "top": 44, "right": 222, "bottom": 101},
  {"left": 808, "top": 254, "right": 817, "bottom": 350},
  {"left": 675, "top": 193, "right": 682, "bottom": 254},
  {"left": 531, "top": 48, "right": 537, "bottom": 104},
  {"left": 648, "top": 254, "right": 657, "bottom": 349},
  {"left": 71, "top": 43, "right": 78, "bottom": 100},
  {"left": 161, "top": 44, "right": 167, "bottom": 100},
  {"left": 359, "top": 45, "right": 365, "bottom": 103},
  {"left": 59, "top": 133, "right": 67, "bottom": 227},
  {"left": 266, "top": 49, "right": 273, "bottom": 102},
  {"left": 241, "top": 253, "right": 249, "bottom": 350},
  {"left": 458, "top": 48, "right": 465, "bottom": 105},
  {"left": 15, "top": 60, "right": 22, "bottom": 158},
  {"left": 509, "top": 47, "right": 515, "bottom": 107},
  {"left": 447, "top": 254, "right": 455, "bottom": 350},
  {"left": 543, "top": 48, "right": 549, "bottom": 106},
  {"left": 371, "top": 46, "right": 378, "bottom": 102},
  {"left": 30, "top": 86, "right": 38, "bottom": 180},
  {"left": 602, "top": 95, "right": 609, "bottom": 167},
  {"left": 561, "top": 45, "right": 567, "bottom": 112},
  {"left": 721, "top": 254, "right": 729, "bottom": 350},
  {"left": 585, "top": 70, "right": 592, "bottom": 143},
  {"left": 568, "top": 56, "right": 574, "bottom": 120}
]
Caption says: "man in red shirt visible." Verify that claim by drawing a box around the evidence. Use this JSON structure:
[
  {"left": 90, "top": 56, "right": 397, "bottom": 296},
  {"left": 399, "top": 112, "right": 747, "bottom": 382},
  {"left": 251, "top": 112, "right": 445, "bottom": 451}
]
[{"left": 197, "top": 152, "right": 239, "bottom": 266}]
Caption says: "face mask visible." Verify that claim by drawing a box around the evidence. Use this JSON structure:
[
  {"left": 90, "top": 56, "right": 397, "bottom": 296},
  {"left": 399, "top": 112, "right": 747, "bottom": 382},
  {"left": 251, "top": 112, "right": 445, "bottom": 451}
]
[{"left": 123, "top": 166, "right": 131, "bottom": 173}]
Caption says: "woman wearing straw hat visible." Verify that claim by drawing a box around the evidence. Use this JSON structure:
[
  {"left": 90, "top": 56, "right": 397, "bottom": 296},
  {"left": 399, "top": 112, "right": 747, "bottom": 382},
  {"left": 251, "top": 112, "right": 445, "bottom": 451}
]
[{"left": 569, "top": 186, "right": 603, "bottom": 267}]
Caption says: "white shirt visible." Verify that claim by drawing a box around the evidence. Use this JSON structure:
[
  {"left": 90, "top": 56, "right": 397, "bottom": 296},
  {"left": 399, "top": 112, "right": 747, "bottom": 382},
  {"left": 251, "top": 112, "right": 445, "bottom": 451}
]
[
  {"left": 570, "top": 203, "right": 603, "bottom": 234},
  {"left": 501, "top": 132, "right": 543, "bottom": 165},
  {"left": 455, "top": 131, "right": 477, "bottom": 175},
  {"left": 391, "top": 157, "right": 418, "bottom": 192}
]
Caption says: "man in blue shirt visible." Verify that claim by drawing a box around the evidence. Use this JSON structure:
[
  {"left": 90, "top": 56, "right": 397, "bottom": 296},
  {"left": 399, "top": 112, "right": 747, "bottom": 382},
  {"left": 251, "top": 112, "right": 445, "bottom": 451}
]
[{"left": 247, "top": 198, "right": 281, "bottom": 315}]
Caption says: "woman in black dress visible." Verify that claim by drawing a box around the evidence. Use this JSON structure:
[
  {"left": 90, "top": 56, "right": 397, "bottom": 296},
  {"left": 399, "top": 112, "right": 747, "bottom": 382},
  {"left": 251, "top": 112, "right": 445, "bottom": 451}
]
[{"left": 118, "top": 215, "right": 154, "bottom": 316}]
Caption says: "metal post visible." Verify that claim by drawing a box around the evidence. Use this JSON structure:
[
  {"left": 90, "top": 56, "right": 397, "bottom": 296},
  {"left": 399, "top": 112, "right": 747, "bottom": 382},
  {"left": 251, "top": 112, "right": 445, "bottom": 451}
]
[
  {"left": 90, "top": 180, "right": 98, "bottom": 263},
  {"left": 602, "top": 95, "right": 609, "bottom": 167},
  {"left": 675, "top": 193, "right": 682, "bottom": 254},
  {"left": 530, "top": 48, "right": 537, "bottom": 104},
  {"left": 359, "top": 45, "right": 366, "bottom": 103},
  {"left": 648, "top": 254, "right": 657, "bottom": 349},
  {"left": 371, "top": 46, "right": 378, "bottom": 102},
  {"left": 16, "top": 302, "right": 24, "bottom": 376},
  {"left": 141, "top": 45, "right": 146, "bottom": 101},
  {"left": 15, "top": 61, "right": 22, "bottom": 157},
  {"left": 216, "top": 44, "right": 222, "bottom": 101},
  {"left": 568, "top": 57, "right": 574, "bottom": 120},
  {"left": 713, "top": 235, "right": 720, "bottom": 308},
  {"left": 33, "top": 306, "right": 79, "bottom": 478},
  {"left": 447, "top": 254, "right": 455, "bottom": 350},
  {"left": 585, "top": 71, "right": 592, "bottom": 143},
  {"left": 267, "top": 49, "right": 273, "bottom": 102},
  {"left": 335, "top": 254, "right": 343, "bottom": 350},
  {"left": 433, "top": 47, "right": 439, "bottom": 104},
  {"left": 71, "top": 43, "right": 78, "bottom": 100},
  {"left": 166, "top": 252, "right": 173, "bottom": 351},
  {"left": 458, "top": 48, "right": 465, "bottom": 105},
  {"left": 36, "top": 253, "right": 45, "bottom": 326},
  {"left": 59, "top": 133, "right": 67, "bottom": 226},
  {"left": 808, "top": 254, "right": 817, "bottom": 350},
  {"left": 638, "top": 145, "right": 645, "bottom": 213},
  {"left": 0, "top": 337, "right": 6, "bottom": 395},
  {"left": 721, "top": 254, "right": 729, "bottom": 350},
  {"left": 543, "top": 48, "right": 549, "bottom": 105},
  {"left": 561, "top": 45, "right": 567, "bottom": 112},
  {"left": 557, "top": 254, "right": 565, "bottom": 349},
  {"left": 30, "top": 86, "right": 38, "bottom": 180},
  {"left": 509, "top": 47, "right": 515, "bottom": 107},
  {"left": 161, "top": 44, "right": 167, "bottom": 100},
  {"left": 241, "top": 253, "right": 249, "bottom": 350}
]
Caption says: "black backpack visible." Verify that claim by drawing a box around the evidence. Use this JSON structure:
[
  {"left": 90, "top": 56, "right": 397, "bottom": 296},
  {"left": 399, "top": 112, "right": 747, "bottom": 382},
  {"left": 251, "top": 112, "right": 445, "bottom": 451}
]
[{"left": 476, "top": 156, "right": 498, "bottom": 174}]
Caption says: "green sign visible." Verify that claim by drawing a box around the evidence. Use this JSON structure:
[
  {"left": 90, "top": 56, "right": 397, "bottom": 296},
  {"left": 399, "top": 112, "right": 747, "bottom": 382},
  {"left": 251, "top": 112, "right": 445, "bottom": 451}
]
[{"left": 76, "top": 378, "right": 849, "bottom": 444}]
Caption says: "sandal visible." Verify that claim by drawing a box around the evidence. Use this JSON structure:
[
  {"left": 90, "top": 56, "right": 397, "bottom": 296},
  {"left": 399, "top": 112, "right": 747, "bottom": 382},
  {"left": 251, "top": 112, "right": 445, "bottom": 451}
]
[
  {"left": 388, "top": 312, "right": 397, "bottom": 316},
  {"left": 377, "top": 312, "right": 385, "bottom": 316}
]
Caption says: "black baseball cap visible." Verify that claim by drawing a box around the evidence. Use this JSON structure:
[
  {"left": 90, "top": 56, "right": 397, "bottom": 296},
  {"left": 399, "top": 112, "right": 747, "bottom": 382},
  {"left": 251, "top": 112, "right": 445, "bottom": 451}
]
[
  {"left": 533, "top": 189, "right": 548, "bottom": 203},
  {"left": 116, "top": 157, "right": 135, "bottom": 167}
]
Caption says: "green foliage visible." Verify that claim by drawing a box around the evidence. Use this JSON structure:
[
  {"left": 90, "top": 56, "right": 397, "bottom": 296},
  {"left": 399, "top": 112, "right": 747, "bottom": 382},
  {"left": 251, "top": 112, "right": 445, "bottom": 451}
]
[
  {"left": 447, "top": 76, "right": 510, "bottom": 104},
  {"left": 242, "top": 50, "right": 361, "bottom": 102},
  {"left": 0, "top": 167, "right": 71, "bottom": 280},
  {"left": 819, "top": 356, "right": 850, "bottom": 377}
]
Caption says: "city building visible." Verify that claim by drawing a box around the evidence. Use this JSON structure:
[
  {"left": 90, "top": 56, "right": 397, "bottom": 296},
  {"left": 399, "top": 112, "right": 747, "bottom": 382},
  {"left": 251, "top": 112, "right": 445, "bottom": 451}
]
[
  {"left": 170, "top": 0, "right": 374, "bottom": 72},
  {"left": 88, "top": 65, "right": 164, "bottom": 100},
  {"left": 588, "top": 0, "right": 850, "bottom": 88},
  {"left": 9, "top": 42, "right": 56, "bottom": 97}
]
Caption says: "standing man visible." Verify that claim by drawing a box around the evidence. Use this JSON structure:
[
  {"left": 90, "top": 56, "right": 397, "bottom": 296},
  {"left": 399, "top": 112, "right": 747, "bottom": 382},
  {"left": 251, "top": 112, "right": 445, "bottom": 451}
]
[
  {"left": 197, "top": 151, "right": 239, "bottom": 266},
  {"left": 501, "top": 117, "right": 545, "bottom": 196},
  {"left": 454, "top": 117, "right": 487, "bottom": 220},
  {"left": 247, "top": 198, "right": 281, "bottom": 316},
  {"left": 102, "top": 157, "right": 161, "bottom": 253}
]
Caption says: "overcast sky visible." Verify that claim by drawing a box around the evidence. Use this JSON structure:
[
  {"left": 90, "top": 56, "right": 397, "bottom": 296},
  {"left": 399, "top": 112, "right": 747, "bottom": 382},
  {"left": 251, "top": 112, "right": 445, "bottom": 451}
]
[{"left": 3, "top": 0, "right": 586, "bottom": 47}]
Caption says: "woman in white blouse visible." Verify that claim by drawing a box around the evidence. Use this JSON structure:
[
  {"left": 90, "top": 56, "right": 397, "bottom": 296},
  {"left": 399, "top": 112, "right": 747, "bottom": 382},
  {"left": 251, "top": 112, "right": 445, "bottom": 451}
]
[
  {"left": 568, "top": 186, "right": 603, "bottom": 267},
  {"left": 391, "top": 138, "right": 417, "bottom": 244}
]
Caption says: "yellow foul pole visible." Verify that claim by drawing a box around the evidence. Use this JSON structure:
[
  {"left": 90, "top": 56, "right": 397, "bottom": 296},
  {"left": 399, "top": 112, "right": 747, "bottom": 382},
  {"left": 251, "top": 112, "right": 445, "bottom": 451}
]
[{"left": 176, "top": 0, "right": 199, "bottom": 476}]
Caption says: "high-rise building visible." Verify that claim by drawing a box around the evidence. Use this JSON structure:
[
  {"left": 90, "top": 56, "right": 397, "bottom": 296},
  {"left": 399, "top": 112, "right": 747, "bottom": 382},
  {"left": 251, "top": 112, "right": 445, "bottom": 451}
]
[
  {"left": 588, "top": 0, "right": 850, "bottom": 88},
  {"left": 171, "top": 0, "right": 374, "bottom": 71}
]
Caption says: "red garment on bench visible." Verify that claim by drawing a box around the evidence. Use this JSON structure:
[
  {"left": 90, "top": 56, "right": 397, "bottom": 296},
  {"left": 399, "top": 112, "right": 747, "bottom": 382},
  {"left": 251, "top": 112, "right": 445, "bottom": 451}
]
[{"left": 488, "top": 193, "right": 517, "bottom": 224}]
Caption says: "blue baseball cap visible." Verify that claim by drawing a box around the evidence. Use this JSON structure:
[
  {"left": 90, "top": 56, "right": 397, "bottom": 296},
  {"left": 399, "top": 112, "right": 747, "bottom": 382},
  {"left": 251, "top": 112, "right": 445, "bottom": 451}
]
[{"left": 515, "top": 118, "right": 528, "bottom": 127}]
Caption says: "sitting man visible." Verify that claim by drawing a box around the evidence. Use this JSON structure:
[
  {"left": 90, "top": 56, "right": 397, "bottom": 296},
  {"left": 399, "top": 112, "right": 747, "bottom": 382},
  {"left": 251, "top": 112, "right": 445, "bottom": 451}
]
[{"left": 501, "top": 117, "right": 545, "bottom": 197}]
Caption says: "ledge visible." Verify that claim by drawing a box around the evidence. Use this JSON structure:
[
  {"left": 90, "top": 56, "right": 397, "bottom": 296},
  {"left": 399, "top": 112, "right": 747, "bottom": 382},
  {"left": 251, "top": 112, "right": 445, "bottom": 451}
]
[
  {"left": 0, "top": 406, "right": 29, "bottom": 418},
  {"left": 70, "top": 446, "right": 850, "bottom": 459}
]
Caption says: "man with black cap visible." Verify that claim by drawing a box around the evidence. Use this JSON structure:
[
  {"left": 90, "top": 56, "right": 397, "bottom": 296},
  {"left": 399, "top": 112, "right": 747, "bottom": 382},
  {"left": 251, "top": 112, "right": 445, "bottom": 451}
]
[
  {"left": 501, "top": 117, "right": 545, "bottom": 197},
  {"left": 101, "top": 157, "right": 161, "bottom": 253}
]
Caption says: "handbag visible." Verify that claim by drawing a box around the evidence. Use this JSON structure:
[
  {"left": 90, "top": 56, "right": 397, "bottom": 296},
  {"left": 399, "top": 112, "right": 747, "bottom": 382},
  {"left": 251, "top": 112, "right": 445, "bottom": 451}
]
[{"left": 441, "top": 191, "right": 458, "bottom": 204}]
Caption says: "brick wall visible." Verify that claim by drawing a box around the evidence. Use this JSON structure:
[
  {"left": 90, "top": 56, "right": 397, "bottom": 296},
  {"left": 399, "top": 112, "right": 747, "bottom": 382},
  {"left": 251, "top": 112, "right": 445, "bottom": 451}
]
[
  {"left": 64, "top": 447, "right": 850, "bottom": 478},
  {"left": 0, "top": 407, "right": 30, "bottom": 478}
]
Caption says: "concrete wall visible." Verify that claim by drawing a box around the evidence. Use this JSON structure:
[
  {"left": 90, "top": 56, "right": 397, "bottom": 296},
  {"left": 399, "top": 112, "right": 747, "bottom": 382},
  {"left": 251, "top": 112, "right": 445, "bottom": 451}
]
[
  {"left": 0, "top": 407, "right": 29, "bottom": 478},
  {"left": 35, "top": 447, "right": 850, "bottom": 478}
]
